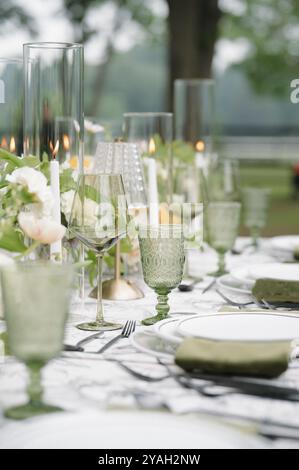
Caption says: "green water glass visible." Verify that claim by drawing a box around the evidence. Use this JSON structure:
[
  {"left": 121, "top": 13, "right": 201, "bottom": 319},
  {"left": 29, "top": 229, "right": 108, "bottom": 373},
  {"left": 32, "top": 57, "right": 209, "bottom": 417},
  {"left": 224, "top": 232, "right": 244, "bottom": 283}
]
[
  {"left": 207, "top": 202, "right": 241, "bottom": 276},
  {"left": 242, "top": 187, "right": 270, "bottom": 248},
  {"left": 139, "top": 225, "right": 185, "bottom": 326},
  {"left": 1, "top": 262, "right": 73, "bottom": 420}
]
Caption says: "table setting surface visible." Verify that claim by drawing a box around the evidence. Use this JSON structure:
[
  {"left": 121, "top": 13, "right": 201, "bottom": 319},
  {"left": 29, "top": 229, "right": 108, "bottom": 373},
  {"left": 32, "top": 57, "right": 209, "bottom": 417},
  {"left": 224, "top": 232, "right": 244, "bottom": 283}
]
[{"left": 1, "top": 237, "right": 299, "bottom": 449}]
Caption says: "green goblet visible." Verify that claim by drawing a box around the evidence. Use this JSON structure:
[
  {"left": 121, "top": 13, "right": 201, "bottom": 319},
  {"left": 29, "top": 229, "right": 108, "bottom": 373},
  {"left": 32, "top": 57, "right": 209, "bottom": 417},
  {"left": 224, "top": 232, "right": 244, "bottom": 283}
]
[
  {"left": 207, "top": 202, "right": 241, "bottom": 276},
  {"left": 1, "top": 262, "right": 73, "bottom": 420},
  {"left": 242, "top": 187, "right": 270, "bottom": 248},
  {"left": 139, "top": 225, "right": 185, "bottom": 326}
]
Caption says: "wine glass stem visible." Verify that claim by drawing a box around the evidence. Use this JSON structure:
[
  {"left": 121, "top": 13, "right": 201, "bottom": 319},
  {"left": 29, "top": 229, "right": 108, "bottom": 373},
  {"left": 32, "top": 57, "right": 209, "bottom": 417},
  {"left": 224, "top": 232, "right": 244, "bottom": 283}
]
[
  {"left": 251, "top": 227, "right": 260, "bottom": 248},
  {"left": 218, "top": 252, "right": 226, "bottom": 274},
  {"left": 27, "top": 361, "right": 43, "bottom": 406},
  {"left": 96, "top": 254, "right": 104, "bottom": 324},
  {"left": 155, "top": 289, "right": 170, "bottom": 319}
]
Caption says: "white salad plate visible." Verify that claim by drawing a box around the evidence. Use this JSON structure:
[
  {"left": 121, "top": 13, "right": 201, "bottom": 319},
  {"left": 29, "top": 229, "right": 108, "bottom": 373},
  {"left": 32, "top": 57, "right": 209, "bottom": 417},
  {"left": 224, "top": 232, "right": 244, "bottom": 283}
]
[
  {"left": 0, "top": 410, "right": 266, "bottom": 449},
  {"left": 177, "top": 313, "right": 299, "bottom": 342},
  {"left": 270, "top": 235, "right": 299, "bottom": 253},
  {"left": 230, "top": 263, "right": 299, "bottom": 285},
  {"left": 216, "top": 274, "right": 252, "bottom": 296},
  {"left": 130, "top": 331, "right": 177, "bottom": 358}
]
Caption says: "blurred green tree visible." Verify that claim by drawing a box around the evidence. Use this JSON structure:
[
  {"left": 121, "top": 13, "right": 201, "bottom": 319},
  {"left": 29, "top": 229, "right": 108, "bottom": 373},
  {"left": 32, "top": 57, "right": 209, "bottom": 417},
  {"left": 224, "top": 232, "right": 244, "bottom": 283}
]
[
  {"left": 62, "top": 0, "right": 164, "bottom": 115},
  {"left": 0, "top": 1, "right": 36, "bottom": 36}
]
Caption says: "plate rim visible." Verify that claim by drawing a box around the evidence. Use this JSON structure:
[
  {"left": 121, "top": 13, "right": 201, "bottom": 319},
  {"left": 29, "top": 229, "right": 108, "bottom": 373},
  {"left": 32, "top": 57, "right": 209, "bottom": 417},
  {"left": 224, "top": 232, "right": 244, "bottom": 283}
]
[
  {"left": 130, "top": 330, "right": 175, "bottom": 358},
  {"left": 216, "top": 274, "right": 252, "bottom": 295},
  {"left": 176, "top": 312, "right": 299, "bottom": 343}
]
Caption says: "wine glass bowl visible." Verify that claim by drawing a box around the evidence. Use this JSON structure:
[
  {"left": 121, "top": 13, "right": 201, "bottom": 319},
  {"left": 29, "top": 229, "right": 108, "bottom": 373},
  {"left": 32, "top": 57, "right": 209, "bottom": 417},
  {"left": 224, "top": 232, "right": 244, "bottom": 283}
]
[
  {"left": 69, "top": 174, "right": 128, "bottom": 331},
  {"left": 207, "top": 202, "right": 241, "bottom": 276},
  {"left": 138, "top": 225, "right": 185, "bottom": 325},
  {"left": 2, "top": 262, "right": 74, "bottom": 420},
  {"left": 242, "top": 187, "right": 270, "bottom": 248}
]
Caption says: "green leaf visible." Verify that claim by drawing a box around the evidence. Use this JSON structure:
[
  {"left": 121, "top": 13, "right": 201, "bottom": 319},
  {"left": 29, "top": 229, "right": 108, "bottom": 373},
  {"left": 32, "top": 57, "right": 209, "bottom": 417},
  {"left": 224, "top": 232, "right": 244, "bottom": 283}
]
[
  {"left": 60, "top": 169, "right": 77, "bottom": 193},
  {"left": 0, "top": 149, "right": 23, "bottom": 168},
  {"left": 0, "top": 224, "right": 26, "bottom": 253}
]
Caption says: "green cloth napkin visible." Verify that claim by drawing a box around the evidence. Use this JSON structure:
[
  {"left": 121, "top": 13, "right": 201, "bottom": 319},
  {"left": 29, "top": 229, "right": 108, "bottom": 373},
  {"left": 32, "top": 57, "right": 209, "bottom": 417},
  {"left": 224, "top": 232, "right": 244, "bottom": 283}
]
[
  {"left": 0, "top": 331, "right": 9, "bottom": 356},
  {"left": 175, "top": 337, "right": 291, "bottom": 378},
  {"left": 252, "top": 278, "right": 299, "bottom": 303}
]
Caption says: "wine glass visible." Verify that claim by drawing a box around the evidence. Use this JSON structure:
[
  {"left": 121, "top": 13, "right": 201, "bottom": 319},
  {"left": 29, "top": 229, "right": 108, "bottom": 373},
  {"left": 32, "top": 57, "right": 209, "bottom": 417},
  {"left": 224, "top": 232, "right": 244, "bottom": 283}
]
[
  {"left": 69, "top": 174, "right": 128, "bottom": 331},
  {"left": 242, "top": 187, "right": 271, "bottom": 248},
  {"left": 207, "top": 158, "right": 240, "bottom": 202},
  {"left": 2, "top": 262, "right": 73, "bottom": 420},
  {"left": 138, "top": 224, "right": 185, "bottom": 325},
  {"left": 207, "top": 202, "right": 241, "bottom": 276}
]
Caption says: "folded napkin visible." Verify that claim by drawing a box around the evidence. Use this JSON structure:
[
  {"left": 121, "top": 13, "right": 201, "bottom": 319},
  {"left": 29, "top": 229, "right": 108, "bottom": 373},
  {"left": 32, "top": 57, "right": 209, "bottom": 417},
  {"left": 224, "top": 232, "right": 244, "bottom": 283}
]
[
  {"left": 175, "top": 337, "right": 291, "bottom": 378},
  {"left": 252, "top": 278, "right": 299, "bottom": 303}
]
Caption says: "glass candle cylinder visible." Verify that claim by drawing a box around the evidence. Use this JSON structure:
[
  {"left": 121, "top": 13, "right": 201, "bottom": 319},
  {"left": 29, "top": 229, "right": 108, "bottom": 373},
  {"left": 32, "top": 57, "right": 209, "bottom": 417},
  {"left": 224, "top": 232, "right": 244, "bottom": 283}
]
[
  {"left": 174, "top": 79, "right": 215, "bottom": 172},
  {"left": 23, "top": 42, "right": 84, "bottom": 171},
  {"left": 0, "top": 59, "right": 23, "bottom": 156},
  {"left": 122, "top": 112, "right": 173, "bottom": 205}
]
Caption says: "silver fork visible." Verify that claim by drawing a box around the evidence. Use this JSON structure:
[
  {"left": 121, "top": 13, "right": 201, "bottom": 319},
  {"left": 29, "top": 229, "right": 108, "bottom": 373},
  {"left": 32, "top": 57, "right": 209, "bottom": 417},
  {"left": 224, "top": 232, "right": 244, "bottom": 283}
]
[
  {"left": 96, "top": 320, "right": 136, "bottom": 354},
  {"left": 216, "top": 289, "right": 254, "bottom": 307}
]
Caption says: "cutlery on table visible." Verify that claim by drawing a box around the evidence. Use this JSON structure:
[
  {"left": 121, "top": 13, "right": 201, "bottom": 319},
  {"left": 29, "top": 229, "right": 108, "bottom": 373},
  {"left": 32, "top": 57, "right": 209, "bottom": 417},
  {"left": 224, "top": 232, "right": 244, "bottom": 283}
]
[
  {"left": 178, "top": 278, "right": 202, "bottom": 292},
  {"left": 216, "top": 289, "right": 255, "bottom": 307},
  {"left": 201, "top": 278, "right": 216, "bottom": 294},
  {"left": 63, "top": 331, "right": 104, "bottom": 352},
  {"left": 96, "top": 320, "right": 136, "bottom": 354}
]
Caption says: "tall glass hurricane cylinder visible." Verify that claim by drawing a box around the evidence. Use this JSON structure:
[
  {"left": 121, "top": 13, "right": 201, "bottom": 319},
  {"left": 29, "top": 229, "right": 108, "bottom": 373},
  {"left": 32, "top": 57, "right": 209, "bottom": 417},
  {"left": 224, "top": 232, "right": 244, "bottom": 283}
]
[
  {"left": 122, "top": 112, "right": 173, "bottom": 204},
  {"left": 0, "top": 59, "right": 23, "bottom": 156},
  {"left": 23, "top": 42, "right": 84, "bottom": 170},
  {"left": 174, "top": 79, "right": 215, "bottom": 172}
]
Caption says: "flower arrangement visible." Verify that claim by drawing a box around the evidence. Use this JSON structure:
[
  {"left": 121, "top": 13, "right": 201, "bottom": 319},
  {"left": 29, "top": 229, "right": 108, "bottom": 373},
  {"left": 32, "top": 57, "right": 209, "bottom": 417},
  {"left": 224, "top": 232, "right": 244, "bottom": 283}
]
[{"left": 0, "top": 148, "right": 75, "bottom": 258}]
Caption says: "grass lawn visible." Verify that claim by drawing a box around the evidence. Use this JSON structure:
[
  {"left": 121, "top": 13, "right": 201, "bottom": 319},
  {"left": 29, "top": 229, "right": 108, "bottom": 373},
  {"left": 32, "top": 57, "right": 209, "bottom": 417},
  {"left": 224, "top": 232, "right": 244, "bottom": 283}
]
[{"left": 239, "top": 161, "right": 299, "bottom": 236}]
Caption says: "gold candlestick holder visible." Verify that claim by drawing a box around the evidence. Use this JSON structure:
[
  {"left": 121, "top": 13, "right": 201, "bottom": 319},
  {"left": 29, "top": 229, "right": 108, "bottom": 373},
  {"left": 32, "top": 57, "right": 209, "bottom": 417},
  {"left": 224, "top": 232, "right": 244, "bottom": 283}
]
[{"left": 89, "top": 240, "right": 144, "bottom": 300}]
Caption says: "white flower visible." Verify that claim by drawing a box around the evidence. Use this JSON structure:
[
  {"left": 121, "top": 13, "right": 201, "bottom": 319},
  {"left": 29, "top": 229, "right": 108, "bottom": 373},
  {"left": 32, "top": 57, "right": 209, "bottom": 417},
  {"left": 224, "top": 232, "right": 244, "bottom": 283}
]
[
  {"left": 61, "top": 190, "right": 75, "bottom": 222},
  {"left": 18, "top": 212, "right": 66, "bottom": 245},
  {"left": 6, "top": 167, "right": 48, "bottom": 202}
]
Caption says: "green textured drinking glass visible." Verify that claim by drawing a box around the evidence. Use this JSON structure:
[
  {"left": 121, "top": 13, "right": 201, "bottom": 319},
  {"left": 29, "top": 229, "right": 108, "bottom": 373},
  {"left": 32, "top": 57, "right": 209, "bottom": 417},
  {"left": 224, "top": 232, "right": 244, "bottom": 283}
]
[
  {"left": 139, "top": 225, "right": 185, "bottom": 326},
  {"left": 207, "top": 202, "right": 241, "bottom": 276},
  {"left": 242, "top": 187, "right": 270, "bottom": 248},
  {"left": 1, "top": 262, "right": 73, "bottom": 420}
]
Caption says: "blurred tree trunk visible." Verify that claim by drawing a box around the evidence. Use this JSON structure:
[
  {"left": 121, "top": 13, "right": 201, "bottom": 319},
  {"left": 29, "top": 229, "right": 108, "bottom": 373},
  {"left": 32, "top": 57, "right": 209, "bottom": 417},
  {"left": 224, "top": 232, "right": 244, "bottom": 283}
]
[{"left": 166, "top": 0, "right": 221, "bottom": 110}]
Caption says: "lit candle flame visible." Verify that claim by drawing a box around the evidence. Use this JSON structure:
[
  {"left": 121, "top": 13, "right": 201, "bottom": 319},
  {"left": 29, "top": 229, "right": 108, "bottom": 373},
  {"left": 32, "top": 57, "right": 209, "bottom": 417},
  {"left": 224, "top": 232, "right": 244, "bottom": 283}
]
[
  {"left": 63, "top": 134, "right": 70, "bottom": 151},
  {"left": 149, "top": 138, "right": 156, "bottom": 155},
  {"left": 0, "top": 136, "right": 8, "bottom": 149},
  {"left": 49, "top": 140, "right": 60, "bottom": 159},
  {"left": 195, "top": 140, "right": 205, "bottom": 152},
  {"left": 9, "top": 136, "right": 16, "bottom": 153}
]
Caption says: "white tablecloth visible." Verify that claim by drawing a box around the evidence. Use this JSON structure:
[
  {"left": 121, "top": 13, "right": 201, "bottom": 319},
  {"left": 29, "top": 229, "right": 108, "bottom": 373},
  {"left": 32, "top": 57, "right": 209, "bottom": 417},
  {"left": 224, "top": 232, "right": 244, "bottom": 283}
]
[{"left": 0, "top": 238, "right": 299, "bottom": 449}]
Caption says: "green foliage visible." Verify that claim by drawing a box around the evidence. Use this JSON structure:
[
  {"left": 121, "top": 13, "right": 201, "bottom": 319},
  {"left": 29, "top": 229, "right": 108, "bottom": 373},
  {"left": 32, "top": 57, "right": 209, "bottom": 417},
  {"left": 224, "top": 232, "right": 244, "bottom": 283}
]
[
  {"left": 0, "top": 221, "right": 26, "bottom": 253},
  {"left": 220, "top": 0, "right": 299, "bottom": 97}
]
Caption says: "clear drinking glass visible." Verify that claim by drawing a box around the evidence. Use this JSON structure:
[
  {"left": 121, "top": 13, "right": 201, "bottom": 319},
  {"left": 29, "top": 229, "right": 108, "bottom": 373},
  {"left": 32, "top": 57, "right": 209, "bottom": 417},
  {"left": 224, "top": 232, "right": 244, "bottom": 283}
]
[
  {"left": 242, "top": 187, "right": 271, "bottom": 248},
  {"left": 207, "top": 202, "right": 241, "bottom": 276},
  {"left": 68, "top": 174, "right": 128, "bottom": 331},
  {"left": 138, "top": 225, "right": 185, "bottom": 325},
  {"left": 207, "top": 158, "right": 240, "bottom": 202},
  {"left": 0, "top": 58, "right": 23, "bottom": 156},
  {"left": 23, "top": 42, "right": 84, "bottom": 169},
  {"left": 2, "top": 262, "right": 73, "bottom": 420},
  {"left": 122, "top": 112, "right": 173, "bottom": 203}
]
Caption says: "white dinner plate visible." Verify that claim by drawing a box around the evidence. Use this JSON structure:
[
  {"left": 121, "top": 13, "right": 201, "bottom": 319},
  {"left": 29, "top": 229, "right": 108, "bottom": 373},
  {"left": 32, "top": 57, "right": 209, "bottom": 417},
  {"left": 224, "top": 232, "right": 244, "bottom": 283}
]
[
  {"left": 130, "top": 331, "right": 177, "bottom": 358},
  {"left": 271, "top": 236, "right": 299, "bottom": 253},
  {"left": 231, "top": 263, "right": 299, "bottom": 284},
  {"left": 177, "top": 313, "right": 299, "bottom": 342},
  {"left": 154, "top": 317, "right": 185, "bottom": 345},
  {"left": 216, "top": 274, "right": 252, "bottom": 296},
  {"left": 0, "top": 410, "right": 266, "bottom": 449}
]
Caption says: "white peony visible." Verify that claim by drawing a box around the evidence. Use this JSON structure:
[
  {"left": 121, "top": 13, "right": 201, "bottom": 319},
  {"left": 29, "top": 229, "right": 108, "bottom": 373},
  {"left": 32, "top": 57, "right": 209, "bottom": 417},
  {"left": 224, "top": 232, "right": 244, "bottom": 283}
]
[
  {"left": 6, "top": 167, "right": 48, "bottom": 203},
  {"left": 18, "top": 212, "right": 66, "bottom": 245},
  {"left": 61, "top": 190, "right": 75, "bottom": 222}
]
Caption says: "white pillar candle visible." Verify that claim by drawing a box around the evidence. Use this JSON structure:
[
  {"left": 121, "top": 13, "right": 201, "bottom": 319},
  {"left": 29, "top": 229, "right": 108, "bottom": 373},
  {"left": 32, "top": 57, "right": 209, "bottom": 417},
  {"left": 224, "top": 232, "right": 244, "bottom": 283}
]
[
  {"left": 50, "top": 159, "right": 62, "bottom": 260},
  {"left": 144, "top": 157, "right": 159, "bottom": 226}
]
